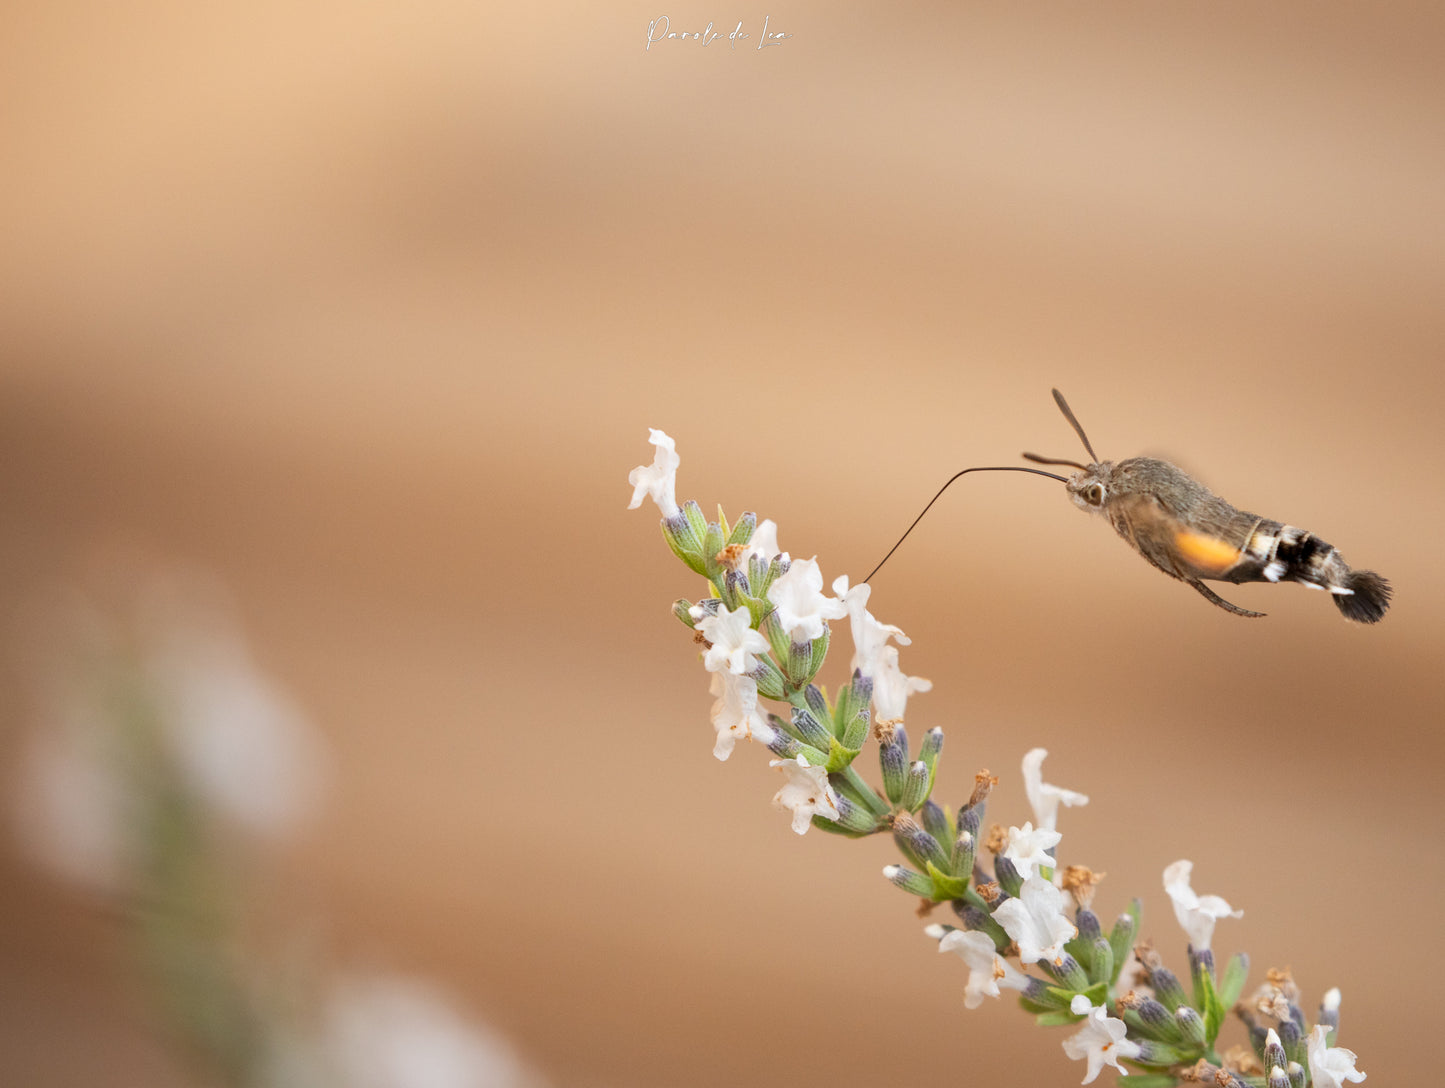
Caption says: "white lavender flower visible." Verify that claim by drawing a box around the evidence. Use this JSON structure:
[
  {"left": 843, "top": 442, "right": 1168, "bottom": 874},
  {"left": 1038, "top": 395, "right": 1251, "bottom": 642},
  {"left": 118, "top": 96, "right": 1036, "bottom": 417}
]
[
  {"left": 626, "top": 427, "right": 681, "bottom": 517},
  {"left": 934, "top": 927, "right": 1029, "bottom": 1009},
  {"left": 869, "top": 644, "right": 932, "bottom": 721},
  {"left": 708, "top": 671, "right": 774, "bottom": 761},
  {"left": 769, "top": 754, "right": 840, "bottom": 834},
  {"left": 742, "top": 518, "right": 787, "bottom": 565},
  {"left": 1021, "top": 747, "right": 1089, "bottom": 832},
  {"left": 832, "top": 576, "right": 910, "bottom": 669},
  {"left": 1306, "top": 1023, "right": 1366, "bottom": 1087},
  {"left": 766, "top": 557, "right": 847, "bottom": 643},
  {"left": 1002, "top": 821, "right": 1063, "bottom": 881},
  {"left": 1062, "top": 995, "right": 1143, "bottom": 1083},
  {"left": 692, "top": 602, "right": 769, "bottom": 675},
  {"left": 993, "top": 874, "right": 1077, "bottom": 965},
  {"left": 1162, "top": 859, "right": 1242, "bottom": 951}
]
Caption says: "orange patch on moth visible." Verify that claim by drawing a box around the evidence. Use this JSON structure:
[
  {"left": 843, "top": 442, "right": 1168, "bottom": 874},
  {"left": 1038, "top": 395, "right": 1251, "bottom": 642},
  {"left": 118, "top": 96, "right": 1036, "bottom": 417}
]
[{"left": 1174, "top": 529, "right": 1241, "bottom": 573}]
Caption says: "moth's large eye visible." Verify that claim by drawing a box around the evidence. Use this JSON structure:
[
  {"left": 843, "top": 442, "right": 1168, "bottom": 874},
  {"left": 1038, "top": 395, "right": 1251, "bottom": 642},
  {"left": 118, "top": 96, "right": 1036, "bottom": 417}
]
[{"left": 1084, "top": 483, "right": 1105, "bottom": 506}]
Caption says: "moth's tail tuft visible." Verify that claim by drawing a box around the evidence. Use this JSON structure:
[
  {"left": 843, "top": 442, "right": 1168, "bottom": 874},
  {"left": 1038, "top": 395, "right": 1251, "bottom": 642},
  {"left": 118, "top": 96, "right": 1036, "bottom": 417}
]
[{"left": 1334, "top": 569, "right": 1391, "bottom": 624}]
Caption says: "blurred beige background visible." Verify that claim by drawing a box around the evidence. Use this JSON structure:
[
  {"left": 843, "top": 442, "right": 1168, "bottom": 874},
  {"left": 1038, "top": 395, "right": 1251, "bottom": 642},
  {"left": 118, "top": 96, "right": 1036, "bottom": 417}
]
[{"left": 1, "top": 3, "right": 1441, "bottom": 1084}]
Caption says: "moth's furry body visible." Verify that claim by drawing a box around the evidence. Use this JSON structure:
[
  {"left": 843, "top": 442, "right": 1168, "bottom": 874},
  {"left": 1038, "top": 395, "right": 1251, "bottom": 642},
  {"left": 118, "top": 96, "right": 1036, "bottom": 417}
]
[
  {"left": 1026, "top": 390, "right": 1391, "bottom": 623},
  {"left": 861, "top": 389, "right": 1392, "bottom": 622},
  {"left": 1066, "top": 457, "right": 1391, "bottom": 622}
]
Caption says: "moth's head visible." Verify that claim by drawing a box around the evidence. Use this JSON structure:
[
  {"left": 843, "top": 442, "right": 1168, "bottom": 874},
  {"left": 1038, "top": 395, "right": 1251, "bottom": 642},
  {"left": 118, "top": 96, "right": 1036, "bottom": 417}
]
[
  {"left": 1022, "top": 389, "right": 1114, "bottom": 514},
  {"left": 1063, "top": 463, "right": 1116, "bottom": 515}
]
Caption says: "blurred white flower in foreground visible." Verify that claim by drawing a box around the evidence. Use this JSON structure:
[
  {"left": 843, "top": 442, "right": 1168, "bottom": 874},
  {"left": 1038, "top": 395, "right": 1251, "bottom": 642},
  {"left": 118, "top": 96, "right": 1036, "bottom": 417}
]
[
  {"left": 14, "top": 714, "right": 134, "bottom": 889},
  {"left": 323, "top": 975, "right": 543, "bottom": 1088},
  {"left": 146, "top": 614, "right": 325, "bottom": 833},
  {"left": 12, "top": 576, "right": 327, "bottom": 889}
]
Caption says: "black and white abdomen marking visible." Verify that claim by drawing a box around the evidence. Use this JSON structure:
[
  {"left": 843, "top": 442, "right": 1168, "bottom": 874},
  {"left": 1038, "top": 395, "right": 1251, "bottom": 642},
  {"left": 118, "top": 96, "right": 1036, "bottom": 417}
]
[
  {"left": 1236, "top": 520, "right": 1392, "bottom": 623},
  {"left": 1248, "top": 523, "right": 1338, "bottom": 587}
]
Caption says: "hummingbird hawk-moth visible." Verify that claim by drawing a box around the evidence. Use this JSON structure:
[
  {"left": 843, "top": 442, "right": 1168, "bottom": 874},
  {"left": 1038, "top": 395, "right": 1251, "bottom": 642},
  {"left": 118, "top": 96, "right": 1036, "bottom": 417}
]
[{"left": 864, "top": 389, "right": 1391, "bottom": 623}]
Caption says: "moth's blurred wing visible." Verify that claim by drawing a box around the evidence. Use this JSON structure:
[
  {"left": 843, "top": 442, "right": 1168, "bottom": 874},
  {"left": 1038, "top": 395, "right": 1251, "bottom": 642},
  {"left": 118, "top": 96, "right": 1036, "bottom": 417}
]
[{"left": 1111, "top": 495, "right": 1265, "bottom": 618}]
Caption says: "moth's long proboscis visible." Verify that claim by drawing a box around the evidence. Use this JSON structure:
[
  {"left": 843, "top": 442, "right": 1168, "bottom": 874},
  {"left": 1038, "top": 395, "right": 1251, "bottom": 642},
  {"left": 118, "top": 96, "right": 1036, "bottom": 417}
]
[{"left": 861, "top": 466, "right": 1067, "bottom": 584}]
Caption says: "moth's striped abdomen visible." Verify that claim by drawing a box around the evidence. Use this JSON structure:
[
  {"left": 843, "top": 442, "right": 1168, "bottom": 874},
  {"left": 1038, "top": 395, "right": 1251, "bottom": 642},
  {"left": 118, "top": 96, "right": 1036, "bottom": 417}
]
[{"left": 1234, "top": 521, "right": 1391, "bottom": 623}]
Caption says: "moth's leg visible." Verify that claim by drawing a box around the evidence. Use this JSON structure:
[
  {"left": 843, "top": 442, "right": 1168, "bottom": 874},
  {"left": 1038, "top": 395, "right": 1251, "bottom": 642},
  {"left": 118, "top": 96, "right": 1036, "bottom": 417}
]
[{"left": 1186, "top": 578, "right": 1266, "bottom": 618}]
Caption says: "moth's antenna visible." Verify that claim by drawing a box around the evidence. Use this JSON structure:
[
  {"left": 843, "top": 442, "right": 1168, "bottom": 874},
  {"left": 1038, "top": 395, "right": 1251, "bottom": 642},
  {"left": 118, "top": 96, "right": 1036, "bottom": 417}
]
[
  {"left": 862, "top": 466, "right": 1067, "bottom": 583},
  {"left": 1050, "top": 388, "right": 1099, "bottom": 464},
  {"left": 1021, "top": 452, "right": 1088, "bottom": 470}
]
